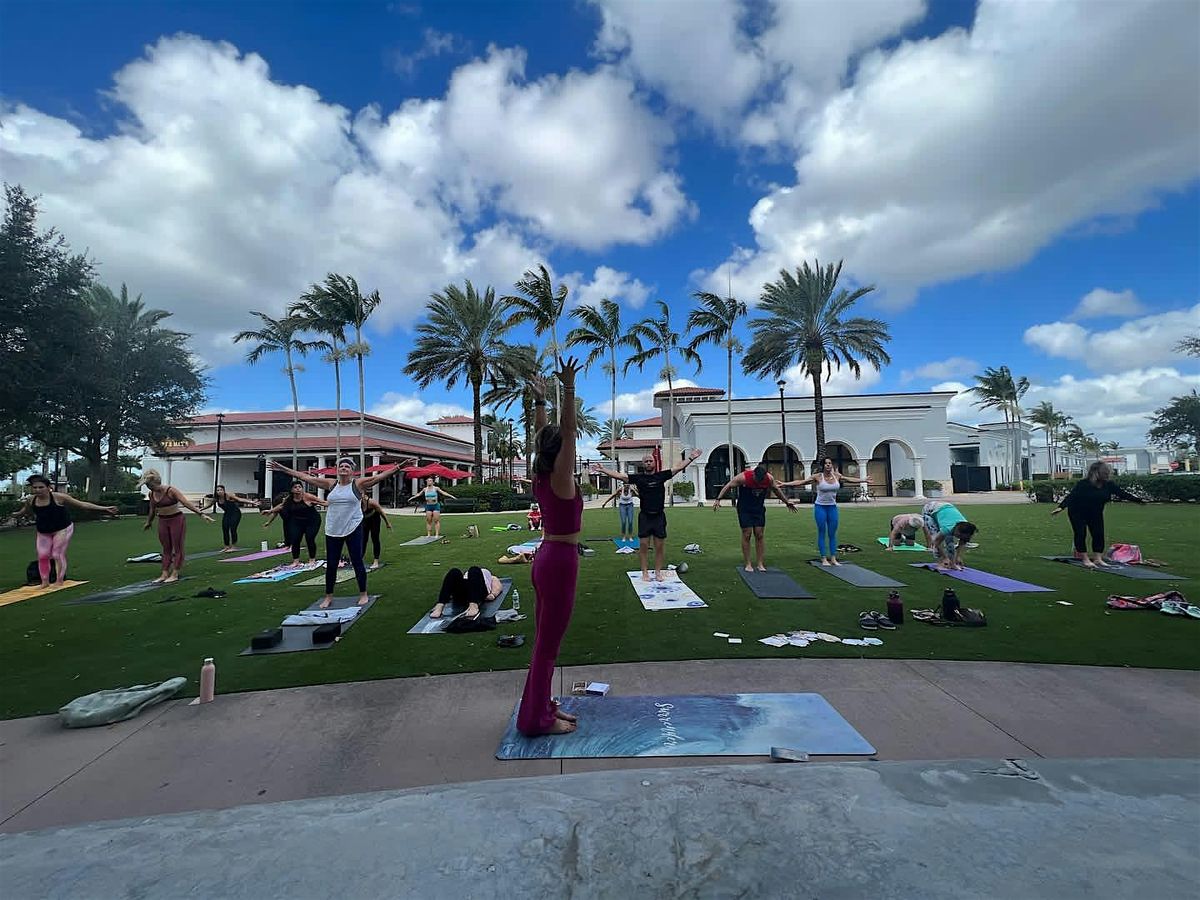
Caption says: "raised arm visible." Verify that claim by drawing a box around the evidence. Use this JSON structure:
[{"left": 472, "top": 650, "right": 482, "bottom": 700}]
[
  {"left": 769, "top": 478, "right": 797, "bottom": 511},
  {"left": 531, "top": 376, "right": 549, "bottom": 434},
  {"left": 358, "top": 459, "right": 414, "bottom": 491},
  {"left": 57, "top": 492, "right": 118, "bottom": 516},
  {"left": 1110, "top": 483, "right": 1145, "bottom": 504},
  {"left": 777, "top": 474, "right": 817, "bottom": 489},
  {"left": 550, "top": 357, "right": 581, "bottom": 499},
  {"left": 669, "top": 449, "right": 702, "bottom": 478},
  {"left": 837, "top": 470, "right": 866, "bottom": 485},
  {"left": 711, "top": 473, "right": 745, "bottom": 509},
  {"left": 266, "top": 460, "right": 334, "bottom": 491},
  {"left": 590, "top": 463, "right": 628, "bottom": 483},
  {"left": 600, "top": 488, "right": 622, "bottom": 508},
  {"left": 170, "top": 487, "right": 214, "bottom": 521},
  {"left": 436, "top": 486, "right": 457, "bottom": 500}
]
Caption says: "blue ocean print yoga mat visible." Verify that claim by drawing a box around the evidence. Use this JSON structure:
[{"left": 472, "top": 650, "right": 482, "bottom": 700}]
[{"left": 496, "top": 692, "right": 875, "bottom": 759}]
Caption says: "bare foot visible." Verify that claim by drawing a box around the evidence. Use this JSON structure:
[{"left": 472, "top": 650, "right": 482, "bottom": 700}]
[
  {"left": 830, "top": 558, "right": 842, "bottom": 566},
  {"left": 545, "top": 718, "right": 577, "bottom": 735},
  {"left": 465, "top": 602, "right": 480, "bottom": 618},
  {"left": 429, "top": 603, "right": 444, "bottom": 618},
  {"left": 163, "top": 575, "right": 179, "bottom": 584},
  {"left": 1082, "top": 560, "right": 1097, "bottom": 569},
  {"left": 821, "top": 559, "right": 832, "bottom": 567},
  {"left": 655, "top": 571, "right": 665, "bottom": 582},
  {"left": 756, "top": 565, "right": 767, "bottom": 572},
  {"left": 1095, "top": 559, "right": 1113, "bottom": 568},
  {"left": 54, "top": 579, "right": 66, "bottom": 587},
  {"left": 152, "top": 574, "right": 167, "bottom": 583},
  {"left": 641, "top": 572, "right": 651, "bottom": 582},
  {"left": 552, "top": 700, "right": 578, "bottom": 723},
  {"left": 319, "top": 596, "right": 333, "bottom": 609},
  {"left": 744, "top": 564, "right": 754, "bottom": 572},
  {"left": 357, "top": 594, "right": 370, "bottom": 606},
  {"left": 38, "top": 582, "right": 51, "bottom": 590}
]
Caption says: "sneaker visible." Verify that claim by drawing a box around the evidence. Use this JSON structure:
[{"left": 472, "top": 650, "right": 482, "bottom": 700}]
[
  {"left": 858, "top": 611, "right": 878, "bottom": 630},
  {"left": 870, "top": 611, "right": 896, "bottom": 630}
]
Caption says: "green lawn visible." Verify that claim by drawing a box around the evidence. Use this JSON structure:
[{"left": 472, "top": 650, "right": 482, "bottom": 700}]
[{"left": 1, "top": 502, "right": 1197, "bottom": 719}]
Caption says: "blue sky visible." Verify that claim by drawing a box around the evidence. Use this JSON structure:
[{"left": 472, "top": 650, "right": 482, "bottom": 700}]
[{"left": 2, "top": 0, "right": 1197, "bottom": 448}]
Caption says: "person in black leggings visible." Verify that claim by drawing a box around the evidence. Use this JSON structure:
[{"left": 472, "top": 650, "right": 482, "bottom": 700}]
[
  {"left": 201, "top": 485, "right": 254, "bottom": 552},
  {"left": 429, "top": 565, "right": 503, "bottom": 620},
  {"left": 262, "top": 482, "right": 326, "bottom": 565},
  {"left": 360, "top": 496, "right": 392, "bottom": 570},
  {"left": 1051, "top": 461, "right": 1146, "bottom": 568}
]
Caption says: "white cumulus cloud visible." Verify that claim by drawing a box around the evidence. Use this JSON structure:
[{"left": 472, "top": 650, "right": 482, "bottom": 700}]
[
  {"left": 371, "top": 392, "right": 473, "bottom": 426},
  {"left": 901, "top": 356, "right": 979, "bottom": 383},
  {"left": 1024, "top": 304, "right": 1200, "bottom": 371},
  {"left": 613, "top": 379, "right": 699, "bottom": 417},
  {"left": 784, "top": 363, "right": 882, "bottom": 396},
  {"left": 1070, "top": 288, "right": 1147, "bottom": 320},
  {"left": 562, "top": 265, "right": 652, "bottom": 309}
]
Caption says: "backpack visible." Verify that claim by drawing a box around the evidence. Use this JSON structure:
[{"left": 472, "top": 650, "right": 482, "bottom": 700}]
[
  {"left": 1105, "top": 543, "right": 1142, "bottom": 565},
  {"left": 26, "top": 560, "right": 56, "bottom": 585},
  {"left": 443, "top": 614, "right": 497, "bottom": 633}
]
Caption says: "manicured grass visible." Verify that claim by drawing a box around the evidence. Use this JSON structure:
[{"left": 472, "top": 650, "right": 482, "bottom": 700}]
[{"left": 1, "top": 502, "right": 1197, "bottom": 719}]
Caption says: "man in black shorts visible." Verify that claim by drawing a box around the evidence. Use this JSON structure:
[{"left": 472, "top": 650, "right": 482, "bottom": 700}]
[
  {"left": 593, "top": 449, "right": 701, "bottom": 581},
  {"left": 712, "top": 463, "right": 796, "bottom": 571}
]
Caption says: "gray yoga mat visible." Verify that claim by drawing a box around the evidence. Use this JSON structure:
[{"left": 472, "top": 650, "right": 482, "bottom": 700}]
[
  {"left": 737, "top": 567, "right": 814, "bottom": 599},
  {"left": 1041, "top": 556, "right": 1185, "bottom": 581},
  {"left": 400, "top": 535, "right": 442, "bottom": 547},
  {"left": 806, "top": 560, "right": 904, "bottom": 588},
  {"left": 408, "top": 579, "right": 513, "bottom": 634},
  {"left": 239, "top": 595, "right": 380, "bottom": 655},
  {"left": 66, "top": 578, "right": 192, "bottom": 605}
]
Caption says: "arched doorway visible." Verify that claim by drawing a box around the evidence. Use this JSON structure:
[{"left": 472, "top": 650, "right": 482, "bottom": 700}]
[
  {"left": 705, "top": 445, "right": 748, "bottom": 499},
  {"left": 762, "top": 443, "right": 802, "bottom": 484},
  {"left": 820, "top": 441, "right": 861, "bottom": 476},
  {"left": 869, "top": 439, "right": 916, "bottom": 497}
]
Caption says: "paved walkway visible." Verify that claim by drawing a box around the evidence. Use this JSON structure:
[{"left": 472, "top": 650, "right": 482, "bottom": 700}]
[{"left": 1, "top": 658, "right": 1196, "bottom": 833}]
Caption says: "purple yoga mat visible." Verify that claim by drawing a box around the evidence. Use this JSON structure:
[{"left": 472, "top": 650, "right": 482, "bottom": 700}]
[
  {"left": 220, "top": 548, "right": 293, "bottom": 563},
  {"left": 909, "top": 563, "right": 1054, "bottom": 593}
]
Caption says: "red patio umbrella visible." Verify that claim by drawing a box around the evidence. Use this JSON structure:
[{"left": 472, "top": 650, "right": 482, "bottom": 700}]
[{"left": 427, "top": 463, "right": 472, "bottom": 480}]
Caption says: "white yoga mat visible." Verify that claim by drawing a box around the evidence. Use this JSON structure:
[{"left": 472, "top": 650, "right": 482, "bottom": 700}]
[
  {"left": 399, "top": 535, "right": 442, "bottom": 547},
  {"left": 626, "top": 570, "right": 708, "bottom": 611}
]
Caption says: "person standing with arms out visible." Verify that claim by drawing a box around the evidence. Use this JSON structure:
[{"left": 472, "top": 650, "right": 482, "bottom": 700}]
[
  {"left": 15, "top": 475, "right": 118, "bottom": 588},
  {"left": 200, "top": 486, "right": 254, "bottom": 552},
  {"left": 712, "top": 463, "right": 797, "bottom": 571},
  {"left": 593, "top": 448, "right": 702, "bottom": 582},
  {"left": 518, "top": 359, "right": 585, "bottom": 737},
  {"left": 262, "top": 482, "right": 326, "bottom": 566},
  {"left": 268, "top": 457, "right": 409, "bottom": 608},
  {"left": 779, "top": 457, "right": 867, "bottom": 567},
  {"left": 141, "top": 469, "right": 214, "bottom": 583},
  {"left": 361, "top": 495, "right": 392, "bottom": 570},
  {"left": 600, "top": 482, "right": 638, "bottom": 543},
  {"left": 1051, "top": 461, "right": 1146, "bottom": 568},
  {"left": 416, "top": 476, "right": 456, "bottom": 538}
]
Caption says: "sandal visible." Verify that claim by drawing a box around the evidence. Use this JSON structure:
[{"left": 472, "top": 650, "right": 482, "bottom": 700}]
[
  {"left": 869, "top": 611, "right": 896, "bottom": 631},
  {"left": 911, "top": 608, "right": 937, "bottom": 622},
  {"left": 858, "top": 612, "right": 878, "bottom": 631}
]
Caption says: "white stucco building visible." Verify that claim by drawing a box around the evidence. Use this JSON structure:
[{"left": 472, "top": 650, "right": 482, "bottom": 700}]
[
  {"left": 597, "top": 387, "right": 957, "bottom": 500},
  {"left": 141, "top": 410, "right": 485, "bottom": 504}
]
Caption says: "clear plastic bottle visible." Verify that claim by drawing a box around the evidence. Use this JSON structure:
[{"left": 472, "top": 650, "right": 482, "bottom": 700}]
[
  {"left": 512, "top": 588, "right": 521, "bottom": 613},
  {"left": 199, "top": 657, "right": 216, "bottom": 703}
]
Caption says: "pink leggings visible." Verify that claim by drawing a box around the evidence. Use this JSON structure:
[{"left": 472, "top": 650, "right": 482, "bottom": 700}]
[
  {"left": 157, "top": 514, "right": 187, "bottom": 574},
  {"left": 517, "top": 541, "right": 579, "bottom": 735},
  {"left": 36, "top": 524, "right": 74, "bottom": 583}
]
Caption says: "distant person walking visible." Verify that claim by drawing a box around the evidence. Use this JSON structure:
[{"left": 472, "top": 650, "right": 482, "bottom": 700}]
[
  {"left": 712, "top": 464, "right": 797, "bottom": 571},
  {"left": 16, "top": 474, "right": 118, "bottom": 588},
  {"left": 140, "top": 469, "right": 214, "bottom": 583},
  {"left": 1051, "top": 461, "right": 1146, "bottom": 567},
  {"left": 780, "top": 457, "right": 867, "bottom": 566}
]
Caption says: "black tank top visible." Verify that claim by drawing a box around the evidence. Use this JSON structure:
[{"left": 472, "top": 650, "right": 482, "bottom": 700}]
[
  {"left": 284, "top": 496, "right": 315, "bottom": 521},
  {"left": 34, "top": 494, "right": 72, "bottom": 534},
  {"left": 218, "top": 498, "right": 241, "bottom": 514}
]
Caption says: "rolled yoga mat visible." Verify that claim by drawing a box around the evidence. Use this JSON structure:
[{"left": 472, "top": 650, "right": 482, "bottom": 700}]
[
  {"left": 407, "top": 579, "right": 513, "bottom": 634},
  {"left": 1041, "top": 556, "right": 1185, "bottom": 581},
  {"left": 496, "top": 692, "right": 876, "bottom": 760},
  {"left": 910, "top": 563, "right": 1054, "bottom": 593},
  {"left": 238, "top": 595, "right": 380, "bottom": 655},
  {"left": 876, "top": 537, "right": 929, "bottom": 551},
  {"left": 806, "top": 560, "right": 905, "bottom": 588},
  {"left": 737, "top": 567, "right": 814, "bottom": 599}
]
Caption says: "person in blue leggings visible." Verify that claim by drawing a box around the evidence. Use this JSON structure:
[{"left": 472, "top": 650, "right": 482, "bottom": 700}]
[{"left": 781, "top": 457, "right": 867, "bottom": 566}]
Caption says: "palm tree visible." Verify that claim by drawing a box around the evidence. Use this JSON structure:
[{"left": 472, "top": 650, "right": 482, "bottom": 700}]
[
  {"left": 1006, "top": 368, "right": 1031, "bottom": 485},
  {"left": 688, "top": 288, "right": 747, "bottom": 482},
  {"left": 482, "top": 344, "right": 542, "bottom": 479},
  {"left": 1028, "top": 400, "right": 1066, "bottom": 475},
  {"left": 503, "top": 265, "right": 568, "bottom": 422},
  {"left": 625, "top": 300, "right": 702, "bottom": 501},
  {"left": 404, "top": 282, "right": 515, "bottom": 479},
  {"left": 566, "top": 298, "right": 624, "bottom": 461},
  {"left": 289, "top": 289, "right": 350, "bottom": 459},
  {"left": 743, "top": 261, "right": 891, "bottom": 464},
  {"left": 234, "top": 311, "right": 319, "bottom": 470},
  {"left": 572, "top": 398, "right": 603, "bottom": 438},
  {"left": 602, "top": 417, "right": 628, "bottom": 442},
  {"left": 305, "top": 274, "right": 382, "bottom": 472},
  {"left": 968, "top": 365, "right": 1028, "bottom": 485}
]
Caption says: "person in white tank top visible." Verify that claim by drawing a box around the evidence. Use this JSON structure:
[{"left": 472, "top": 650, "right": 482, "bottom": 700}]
[
  {"left": 268, "top": 456, "right": 412, "bottom": 608},
  {"left": 779, "top": 456, "right": 868, "bottom": 566}
]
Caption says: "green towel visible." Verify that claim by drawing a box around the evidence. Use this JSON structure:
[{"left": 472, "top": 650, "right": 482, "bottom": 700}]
[{"left": 59, "top": 677, "right": 186, "bottom": 728}]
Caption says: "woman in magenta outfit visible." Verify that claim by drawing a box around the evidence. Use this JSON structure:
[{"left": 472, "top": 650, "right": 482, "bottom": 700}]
[{"left": 516, "top": 358, "right": 584, "bottom": 737}]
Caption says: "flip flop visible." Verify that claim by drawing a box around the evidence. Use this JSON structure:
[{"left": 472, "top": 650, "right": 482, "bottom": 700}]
[
  {"left": 1160, "top": 600, "right": 1186, "bottom": 616},
  {"left": 869, "top": 611, "right": 896, "bottom": 631},
  {"left": 911, "top": 609, "right": 937, "bottom": 621},
  {"left": 1185, "top": 606, "right": 1200, "bottom": 620},
  {"left": 857, "top": 612, "right": 878, "bottom": 631}
]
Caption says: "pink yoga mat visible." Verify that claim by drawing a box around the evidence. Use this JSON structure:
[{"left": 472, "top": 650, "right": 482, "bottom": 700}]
[
  {"left": 220, "top": 548, "right": 293, "bottom": 563},
  {"left": 909, "top": 563, "right": 1054, "bottom": 593}
]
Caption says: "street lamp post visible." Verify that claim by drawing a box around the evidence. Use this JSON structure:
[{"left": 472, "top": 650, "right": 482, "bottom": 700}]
[
  {"left": 212, "top": 413, "right": 225, "bottom": 503},
  {"left": 777, "top": 380, "right": 792, "bottom": 483}
]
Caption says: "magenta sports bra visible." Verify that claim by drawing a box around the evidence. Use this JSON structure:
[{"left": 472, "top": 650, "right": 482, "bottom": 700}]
[{"left": 533, "top": 475, "right": 582, "bottom": 535}]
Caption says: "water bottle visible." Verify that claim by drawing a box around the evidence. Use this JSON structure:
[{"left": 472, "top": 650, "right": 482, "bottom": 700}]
[
  {"left": 941, "top": 588, "right": 960, "bottom": 621},
  {"left": 886, "top": 590, "right": 904, "bottom": 626},
  {"left": 512, "top": 588, "right": 521, "bottom": 613},
  {"left": 199, "top": 657, "right": 216, "bottom": 704}
]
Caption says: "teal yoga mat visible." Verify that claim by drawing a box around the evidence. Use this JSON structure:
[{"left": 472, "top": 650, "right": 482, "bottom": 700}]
[{"left": 876, "top": 537, "right": 928, "bottom": 551}]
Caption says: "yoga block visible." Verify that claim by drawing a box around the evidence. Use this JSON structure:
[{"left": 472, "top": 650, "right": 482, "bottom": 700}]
[
  {"left": 311, "top": 623, "right": 341, "bottom": 645},
  {"left": 250, "top": 628, "right": 283, "bottom": 650}
]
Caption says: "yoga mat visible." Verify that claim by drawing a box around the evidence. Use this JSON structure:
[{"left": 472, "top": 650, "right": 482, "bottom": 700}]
[
  {"left": 626, "top": 570, "right": 707, "bottom": 611},
  {"left": 496, "top": 692, "right": 876, "bottom": 760},
  {"left": 611, "top": 537, "right": 638, "bottom": 549},
  {"left": 737, "top": 568, "right": 814, "bottom": 599},
  {"left": 295, "top": 568, "right": 353, "bottom": 586},
  {"left": 67, "top": 578, "right": 191, "bottom": 605},
  {"left": 239, "top": 595, "right": 380, "bottom": 655},
  {"left": 807, "top": 560, "right": 904, "bottom": 588},
  {"left": 0, "top": 580, "right": 87, "bottom": 607},
  {"left": 221, "top": 548, "right": 292, "bottom": 563},
  {"left": 490, "top": 525, "right": 524, "bottom": 532},
  {"left": 128, "top": 549, "right": 228, "bottom": 563},
  {"left": 910, "top": 563, "right": 1054, "bottom": 593},
  {"left": 233, "top": 562, "right": 322, "bottom": 584},
  {"left": 1041, "top": 556, "right": 1186, "bottom": 581},
  {"left": 400, "top": 535, "right": 442, "bottom": 547},
  {"left": 876, "top": 537, "right": 928, "bottom": 551},
  {"left": 507, "top": 541, "right": 542, "bottom": 554},
  {"left": 407, "top": 579, "right": 513, "bottom": 634}
]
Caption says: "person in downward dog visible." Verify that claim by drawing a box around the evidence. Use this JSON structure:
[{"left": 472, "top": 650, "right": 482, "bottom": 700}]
[
  {"left": 712, "top": 463, "right": 796, "bottom": 571},
  {"left": 517, "top": 359, "right": 584, "bottom": 737}
]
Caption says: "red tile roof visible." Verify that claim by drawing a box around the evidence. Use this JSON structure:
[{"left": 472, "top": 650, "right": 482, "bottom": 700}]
[
  {"left": 597, "top": 438, "right": 662, "bottom": 450},
  {"left": 625, "top": 416, "right": 662, "bottom": 427},
  {"left": 653, "top": 387, "right": 724, "bottom": 397},
  {"left": 184, "top": 410, "right": 469, "bottom": 445},
  {"left": 427, "top": 415, "right": 474, "bottom": 425},
  {"left": 157, "top": 436, "right": 483, "bottom": 465}
]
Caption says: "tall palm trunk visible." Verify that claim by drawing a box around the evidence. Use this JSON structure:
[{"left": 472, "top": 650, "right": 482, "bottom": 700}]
[
  {"left": 810, "top": 369, "right": 826, "bottom": 472},
  {"left": 285, "top": 346, "right": 300, "bottom": 470},
  {"left": 523, "top": 393, "right": 534, "bottom": 478},
  {"left": 609, "top": 350, "right": 618, "bottom": 475},
  {"left": 665, "top": 349, "right": 675, "bottom": 507},
  {"left": 471, "top": 375, "right": 484, "bottom": 482},
  {"left": 726, "top": 343, "right": 734, "bottom": 479},
  {"left": 355, "top": 323, "right": 366, "bottom": 473},
  {"left": 332, "top": 342, "right": 343, "bottom": 458},
  {"left": 551, "top": 320, "right": 562, "bottom": 424}
]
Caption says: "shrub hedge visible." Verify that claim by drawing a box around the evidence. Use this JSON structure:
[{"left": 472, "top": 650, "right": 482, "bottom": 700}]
[{"left": 1027, "top": 475, "right": 1200, "bottom": 503}]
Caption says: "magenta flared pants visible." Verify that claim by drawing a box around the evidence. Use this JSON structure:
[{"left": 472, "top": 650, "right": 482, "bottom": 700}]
[
  {"left": 157, "top": 513, "right": 187, "bottom": 574},
  {"left": 516, "top": 541, "right": 579, "bottom": 735},
  {"left": 36, "top": 524, "right": 74, "bottom": 583}
]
